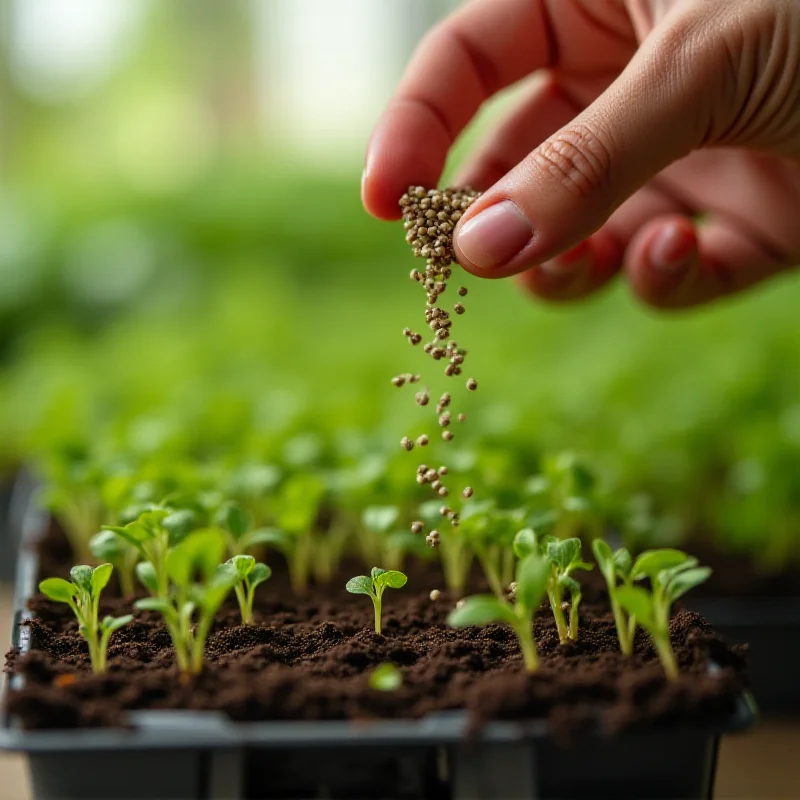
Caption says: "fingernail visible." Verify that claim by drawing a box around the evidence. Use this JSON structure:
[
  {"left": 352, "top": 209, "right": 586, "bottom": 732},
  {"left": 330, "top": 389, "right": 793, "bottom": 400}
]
[
  {"left": 457, "top": 200, "right": 533, "bottom": 270},
  {"left": 540, "top": 241, "right": 591, "bottom": 276},
  {"left": 650, "top": 223, "right": 694, "bottom": 272}
]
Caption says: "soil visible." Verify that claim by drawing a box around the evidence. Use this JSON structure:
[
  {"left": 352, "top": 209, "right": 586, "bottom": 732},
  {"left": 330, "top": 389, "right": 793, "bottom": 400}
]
[{"left": 4, "top": 521, "right": 749, "bottom": 738}]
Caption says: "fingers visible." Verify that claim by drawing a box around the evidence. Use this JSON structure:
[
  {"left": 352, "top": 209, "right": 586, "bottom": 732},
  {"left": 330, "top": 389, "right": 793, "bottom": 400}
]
[
  {"left": 362, "top": 0, "right": 551, "bottom": 220},
  {"left": 625, "top": 214, "right": 792, "bottom": 309},
  {"left": 453, "top": 9, "right": 721, "bottom": 277}
]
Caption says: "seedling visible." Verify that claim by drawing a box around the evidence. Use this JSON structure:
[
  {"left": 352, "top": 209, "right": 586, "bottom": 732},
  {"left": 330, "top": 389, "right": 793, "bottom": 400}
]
[
  {"left": 369, "top": 663, "right": 403, "bottom": 692},
  {"left": 226, "top": 554, "right": 272, "bottom": 625},
  {"left": 615, "top": 549, "right": 711, "bottom": 680},
  {"left": 592, "top": 539, "right": 635, "bottom": 655},
  {"left": 89, "top": 530, "right": 138, "bottom": 598},
  {"left": 215, "top": 501, "right": 285, "bottom": 557},
  {"left": 514, "top": 530, "right": 592, "bottom": 643},
  {"left": 346, "top": 567, "right": 407, "bottom": 634},
  {"left": 134, "top": 529, "right": 239, "bottom": 674},
  {"left": 448, "top": 552, "right": 551, "bottom": 673},
  {"left": 39, "top": 564, "right": 132, "bottom": 673}
]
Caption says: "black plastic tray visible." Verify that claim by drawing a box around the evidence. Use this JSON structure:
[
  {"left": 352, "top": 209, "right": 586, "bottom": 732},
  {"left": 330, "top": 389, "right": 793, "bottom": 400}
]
[{"left": 1, "top": 491, "right": 757, "bottom": 800}]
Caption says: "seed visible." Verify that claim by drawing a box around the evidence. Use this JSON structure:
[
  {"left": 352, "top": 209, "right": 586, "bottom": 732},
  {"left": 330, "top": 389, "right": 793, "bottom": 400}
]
[
  {"left": 410, "top": 269, "right": 423, "bottom": 282},
  {"left": 415, "top": 391, "right": 429, "bottom": 406},
  {"left": 423, "top": 343, "right": 433, "bottom": 354},
  {"left": 416, "top": 434, "right": 429, "bottom": 447},
  {"left": 410, "top": 333, "right": 422, "bottom": 345},
  {"left": 431, "top": 479, "right": 441, "bottom": 491},
  {"left": 438, "top": 466, "right": 448, "bottom": 476},
  {"left": 401, "top": 436, "right": 414, "bottom": 451},
  {"left": 392, "top": 375, "right": 406, "bottom": 388},
  {"left": 436, "top": 328, "right": 449, "bottom": 340},
  {"left": 444, "top": 364, "right": 456, "bottom": 377},
  {"left": 417, "top": 464, "right": 428, "bottom": 474},
  {"left": 458, "top": 286, "right": 468, "bottom": 296},
  {"left": 454, "top": 366, "right": 462, "bottom": 376},
  {"left": 448, "top": 512, "right": 460, "bottom": 526},
  {"left": 439, "top": 393, "right": 451, "bottom": 408},
  {"left": 454, "top": 303, "right": 465, "bottom": 315},
  {"left": 466, "top": 378, "right": 478, "bottom": 391},
  {"left": 458, "top": 413, "right": 466, "bottom": 423},
  {"left": 426, "top": 531, "right": 440, "bottom": 548},
  {"left": 403, "top": 327, "right": 412, "bottom": 336},
  {"left": 439, "top": 412, "right": 451, "bottom": 427},
  {"left": 463, "top": 486, "right": 473, "bottom": 499},
  {"left": 425, "top": 468, "right": 438, "bottom": 481},
  {"left": 440, "top": 505, "right": 452, "bottom": 516},
  {"left": 411, "top": 521, "right": 424, "bottom": 534},
  {"left": 442, "top": 430, "right": 454, "bottom": 442},
  {"left": 438, "top": 486, "right": 448, "bottom": 496},
  {"left": 430, "top": 589, "right": 441, "bottom": 602},
  {"left": 409, "top": 374, "right": 421, "bottom": 383}
]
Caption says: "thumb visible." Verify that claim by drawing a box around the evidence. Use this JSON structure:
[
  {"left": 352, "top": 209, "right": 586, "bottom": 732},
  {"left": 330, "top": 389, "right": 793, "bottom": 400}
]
[{"left": 453, "top": 7, "right": 721, "bottom": 277}]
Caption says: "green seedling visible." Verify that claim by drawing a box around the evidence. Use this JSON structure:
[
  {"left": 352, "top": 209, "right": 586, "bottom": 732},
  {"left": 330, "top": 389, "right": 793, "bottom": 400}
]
[
  {"left": 346, "top": 567, "right": 407, "bottom": 634},
  {"left": 135, "top": 529, "right": 239, "bottom": 674},
  {"left": 615, "top": 549, "right": 711, "bottom": 680},
  {"left": 89, "top": 530, "right": 138, "bottom": 598},
  {"left": 448, "top": 552, "right": 551, "bottom": 673},
  {"left": 514, "top": 530, "right": 591, "bottom": 643},
  {"left": 39, "top": 564, "right": 132, "bottom": 673},
  {"left": 592, "top": 539, "right": 635, "bottom": 655},
  {"left": 369, "top": 662, "right": 403, "bottom": 692},
  {"left": 215, "top": 501, "right": 284, "bottom": 557},
  {"left": 226, "top": 554, "right": 272, "bottom": 625}
]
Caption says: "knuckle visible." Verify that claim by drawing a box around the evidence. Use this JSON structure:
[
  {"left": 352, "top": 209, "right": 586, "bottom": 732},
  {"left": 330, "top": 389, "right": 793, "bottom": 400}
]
[{"left": 531, "top": 124, "right": 613, "bottom": 199}]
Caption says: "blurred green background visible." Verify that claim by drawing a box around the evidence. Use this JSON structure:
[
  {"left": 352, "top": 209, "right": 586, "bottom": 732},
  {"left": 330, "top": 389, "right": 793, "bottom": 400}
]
[{"left": 1, "top": 0, "right": 800, "bottom": 566}]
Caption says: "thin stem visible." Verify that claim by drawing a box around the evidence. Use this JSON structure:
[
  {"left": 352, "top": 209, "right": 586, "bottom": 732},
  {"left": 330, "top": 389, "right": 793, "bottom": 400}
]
[
  {"left": 97, "top": 628, "right": 112, "bottom": 674},
  {"left": 245, "top": 584, "right": 256, "bottom": 625},
  {"left": 549, "top": 588, "right": 569, "bottom": 644},
  {"left": 478, "top": 547, "right": 505, "bottom": 598},
  {"left": 654, "top": 634, "right": 679, "bottom": 680},
  {"left": 440, "top": 536, "right": 471, "bottom": 594},
  {"left": 515, "top": 618, "right": 538, "bottom": 673},
  {"left": 191, "top": 614, "right": 214, "bottom": 674},
  {"left": 234, "top": 583, "right": 251, "bottom": 625},
  {"left": 610, "top": 595, "right": 633, "bottom": 656},
  {"left": 568, "top": 593, "right": 581, "bottom": 640},
  {"left": 373, "top": 593, "right": 382, "bottom": 635}
]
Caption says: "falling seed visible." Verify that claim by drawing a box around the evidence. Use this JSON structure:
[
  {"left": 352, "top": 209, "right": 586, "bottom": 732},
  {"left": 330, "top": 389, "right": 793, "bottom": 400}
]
[
  {"left": 458, "top": 286, "right": 468, "bottom": 297},
  {"left": 438, "top": 486, "right": 448, "bottom": 496},
  {"left": 458, "top": 413, "right": 466, "bottom": 423},
  {"left": 392, "top": 376, "right": 406, "bottom": 388},
  {"left": 440, "top": 505, "right": 452, "bottom": 516},
  {"left": 463, "top": 486, "right": 473, "bottom": 499},
  {"left": 411, "top": 521, "right": 424, "bottom": 534},
  {"left": 454, "top": 303, "right": 465, "bottom": 315},
  {"left": 409, "top": 374, "right": 421, "bottom": 383},
  {"left": 442, "top": 430, "right": 454, "bottom": 442},
  {"left": 438, "top": 466, "right": 448, "bottom": 476},
  {"left": 410, "top": 333, "right": 422, "bottom": 345},
  {"left": 439, "top": 393, "right": 451, "bottom": 408},
  {"left": 439, "top": 412, "right": 451, "bottom": 427},
  {"left": 401, "top": 436, "right": 414, "bottom": 451},
  {"left": 415, "top": 391, "right": 430, "bottom": 407},
  {"left": 430, "top": 589, "right": 441, "bottom": 602},
  {"left": 425, "top": 468, "right": 438, "bottom": 481},
  {"left": 416, "top": 434, "right": 429, "bottom": 447},
  {"left": 403, "top": 327, "right": 412, "bottom": 336},
  {"left": 466, "top": 378, "right": 478, "bottom": 391}
]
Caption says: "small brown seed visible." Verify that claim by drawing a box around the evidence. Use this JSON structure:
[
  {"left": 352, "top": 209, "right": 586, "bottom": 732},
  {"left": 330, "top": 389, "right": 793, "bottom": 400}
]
[
  {"left": 401, "top": 436, "right": 414, "bottom": 451},
  {"left": 463, "top": 486, "right": 473, "bottom": 499},
  {"left": 409, "top": 374, "right": 421, "bottom": 383},
  {"left": 458, "top": 413, "right": 466, "bottom": 423},
  {"left": 453, "top": 303, "right": 465, "bottom": 315},
  {"left": 466, "top": 378, "right": 478, "bottom": 391},
  {"left": 403, "top": 327, "right": 412, "bottom": 336},
  {"left": 431, "top": 479, "right": 441, "bottom": 491},
  {"left": 410, "top": 333, "right": 422, "bottom": 345},
  {"left": 438, "top": 466, "right": 448, "bottom": 476},
  {"left": 438, "top": 486, "right": 448, "bottom": 496},
  {"left": 439, "top": 393, "right": 451, "bottom": 408},
  {"left": 442, "top": 430, "right": 454, "bottom": 442},
  {"left": 439, "top": 412, "right": 451, "bottom": 427},
  {"left": 425, "top": 468, "right": 438, "bottom": 481},
  {"left": 416, "top": 434, "right": 429, "bottom": 447},
  {"left": 458, "top": 286, "right": 468, "bottom": 296},
  {"left": 392, "top": 376, "right": 406, "bottom": 387},
  {"left": 415, "top": 391, "right": 430, "bottom": 407},
  {"left": 429, "top": 589, "right": 441, "bottom": 601},
  {"left": 411, "top": 521, "right": 424, "bottom": 534},
  {"left": 440, "top": 505, "right": 452, "bottom": 516}
]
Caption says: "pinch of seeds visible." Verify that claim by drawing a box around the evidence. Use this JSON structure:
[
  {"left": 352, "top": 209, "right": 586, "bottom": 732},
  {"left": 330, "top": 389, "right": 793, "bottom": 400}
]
[
  {"left": 426, "top": 531, "right": 440, "bottom": 548},
  {"left": 411, "top": 520, "right": 424, "bottom": 534},
  {"left": 401, "top": 436, "right": 414, "bottom": 451},
  {"left": 463, "top": 486, "right": 473, "bottom": 499},
  {"left": 416, "top": 434, "right": 429, "bottom": 447},
  {"left": 430, "top": 589, "right": 441, "bottom": 602},
  {"left": 442, "top": 430, "right": 454, "bottom": 442},
  {"left": 466, "top": 378, "right": 478, "bottom": 391}
]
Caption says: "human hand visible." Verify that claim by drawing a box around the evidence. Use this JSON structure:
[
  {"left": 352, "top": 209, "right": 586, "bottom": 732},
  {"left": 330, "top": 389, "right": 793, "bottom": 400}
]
[{"left": 363, "top": 0, "right": 800, "bottom": 309}]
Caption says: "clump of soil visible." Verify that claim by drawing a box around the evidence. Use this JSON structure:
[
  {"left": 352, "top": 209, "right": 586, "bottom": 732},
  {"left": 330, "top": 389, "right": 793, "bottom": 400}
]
[{"left": 5, "top": 532, "right": 748, "bottom": 736}]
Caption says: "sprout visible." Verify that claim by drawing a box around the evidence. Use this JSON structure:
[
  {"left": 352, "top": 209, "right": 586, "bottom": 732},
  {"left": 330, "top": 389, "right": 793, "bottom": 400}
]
[
  {"left": 226, "top": 554, "right": 272, "bottom": 625},
  {"left": 214, "top": 501, "right": 285, "bottom": 557},
  {"left": 615, "top": 549, "right": 711, "bottom": 680},
  {"left": 39, "top": 564, "right": 132, "bottom": 673},
  {"left": 592, "top": 539, "right": 635, "bottom": 655},
  {"left": 448, "top": 552, "right": 550, "bottom": 673},
  {"left": 369, "top": 663, "right": 403, "bottom": 692},
  {"left": 346, "top": 567, "right": 408, "bottom": 634}
]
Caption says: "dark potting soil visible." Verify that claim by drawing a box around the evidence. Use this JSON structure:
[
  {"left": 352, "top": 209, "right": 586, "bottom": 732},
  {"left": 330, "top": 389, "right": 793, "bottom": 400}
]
[{"left": 4, "top": 522, "right": 748, "bottom": 737}]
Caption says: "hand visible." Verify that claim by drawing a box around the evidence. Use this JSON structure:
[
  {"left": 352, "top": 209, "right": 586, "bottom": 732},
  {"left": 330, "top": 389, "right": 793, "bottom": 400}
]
[{"left": 363, "top": 0, "right": 800, "bottom": 309}]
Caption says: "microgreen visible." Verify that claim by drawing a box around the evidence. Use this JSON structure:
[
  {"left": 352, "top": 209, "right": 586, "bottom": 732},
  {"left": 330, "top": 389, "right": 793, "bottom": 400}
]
[
  {"left": 592, "top": 539, "right": 635, "bottom": 655},
  {"left": 39, "top": 564, "right": 132, "bottom": 673},
  {"left": 346, "top": 567, "right": 407, "bottom": 634},
  {"left": 615, "top": 549, "right": 711, "bottom": 680},
  {"left": 226, "top": 554, "right": 272, "bottom": 625},
  {"left": 369, "top": 662, "right": 403, "bottom": 692},
  {"left": 448, "top": 552, "right": 550, "bottom": 673}
]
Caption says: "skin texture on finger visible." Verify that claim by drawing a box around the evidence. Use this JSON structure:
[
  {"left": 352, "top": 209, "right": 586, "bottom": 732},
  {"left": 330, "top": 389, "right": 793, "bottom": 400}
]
[
  {"left": 625, "top": 214, "right": 791, "bottom": 309},
  {"left": 363, "top": 0, "right": 637, "bottom": 220}
]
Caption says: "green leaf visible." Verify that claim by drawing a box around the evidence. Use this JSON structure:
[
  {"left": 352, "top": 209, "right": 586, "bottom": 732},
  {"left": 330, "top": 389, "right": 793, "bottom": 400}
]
[
  {"left": 69, "top": 565, "right": 93, "bottom": 593},
  {"left": 101, "top": 614, "right": 133, "bottom": 633},
  {"left": 249, "top": 563, "right": 272, "bottom": 589},
  {"left": 135, "top": 561, "right": 159, "bottom": 593},
  {"left": 613, "top": 547, "right": 633, "bottom": 578},
  {"left": 163, "top": 509, "right": 196, "bottom": 545},
  {"left": 631, "top": 549, "right": 690, "bottom": 582},
  {"left": 592, "top": 538, "right": 614, "bottom": 580},
  {"left": 91, "top": 563, "right": 113, "bottom": 596},
  {"left": 546, "top": 539, "right": 581, "bottom": 572},
  {"left": 370, "top": 567, "right": 386, "bottom": 581},
  {"left": 375, "top": 570, "right": 408, "bottom": 590},
  {"left": 513, "top": 528, "right": 537, "bottom": 559},
  {"left": 616, "top": 586, "right": 655, "bottom": 630},
  {"left": 135, "top": 597, "right": 174, "bottom": 616},
  {"left": 89, "top": 531, "right": 124, "bottom": 562},
  {"left": 559, "top": 575, "right": 581, "bottom": 597},
  {"left": 346, "top": 575, "right": 373, "bottom": 595},
  {"left": 245, "top": 527, "right": 290, "bottom": 549},
  {"left": 39, "top": 577, "right": 78, "bottom": 604},
  {"left": 227, "top": 554, "right": 256, "bottom": 580},
  {"left": 369, "top": 663, "right": 402, "bottom": 692},
  {"left": 515, "top": 553, "right": 551, "bottom": 613},
  {"left": 666, "top": 566, "right": 711, "bottom": 603},
  {"left": 362, "top": 505, "right": 400, "bottom": 534},
  {"left": 215, "top": 503, "right": 252, "bottom": 540},
  {"left": 448, "top": 595, "right": 517, "bottom": 628},
  {"left": 167, "top": 529, "right": 226, "bottom": 586}
]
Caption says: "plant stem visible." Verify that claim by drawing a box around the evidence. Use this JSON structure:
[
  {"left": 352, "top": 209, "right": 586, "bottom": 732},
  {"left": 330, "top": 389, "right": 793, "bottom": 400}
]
[
  {"left": 654, "top": 634, "right": 679, "bottom": 680},
  {"left": 478, "top": 548, "right": 505, "bottom": 598},
  {"left": 515, "top": 619, "right": 538, "bottom": 673},
  {"left": 373, "top": 594, "right": 382, "bottom": 635},
  {"left": 568, "top": 593, "right": 581, "bottom": 640},
  {"left": 234, "top": 583, "right": 252, "bottom": 625},
  {"left": 440, "top": 536, "right": 471, "bottom": 595},
  {"left": 191, "top": 614, "right": 214, "bottom": 674},
  {"left": 549, "top": 588, "right": 569, "bottom": 644},
  {"left": 610, "top": 595, "right": 633, "bottom": 656}
]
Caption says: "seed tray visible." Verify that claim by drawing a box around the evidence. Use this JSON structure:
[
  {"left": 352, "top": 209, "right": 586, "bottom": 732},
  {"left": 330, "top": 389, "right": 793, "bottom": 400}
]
[{"left": 2, "top": 489, "right": 756, "bottom": 800}]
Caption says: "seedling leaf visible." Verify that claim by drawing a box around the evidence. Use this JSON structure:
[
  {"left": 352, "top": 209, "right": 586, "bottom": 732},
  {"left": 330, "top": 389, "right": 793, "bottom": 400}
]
[
  {"left": 631, "top": 549, "right": 690, "bottom": 582},
  {"left": 447, "top": 595, "right": 517, "bottom": 628},
  {"left": 39, "top": 578, "right": 77, "bottom": 604},
  {"left": 102, "top": 614, "right": 133, "bottom": 633},
  {"left": 215, "top": 503, "right": 252, "bottom": 541},
  {"left": 615, "top": 585, "right": 655, "bottom": 630},
  {"left": 666, "top": 566, "right": 711, "bottom": 602},
  {"left": 91, "top": 563, "right": 113, "bottom": 595},
  {"left": 247, "top": 527, "right": 290, "bottom": 549},
  {"left": 249, "top": 563, "right": 272, "bottom": 588},
  {"left": 136, "top": 561, "right": 158, "bottom": 593},
  {"left": 513, "top": 528, "right": 536, "bottom": 559},
  {"left": 515, "top": 553, "right": 551, "bottom": 612},
  {"left": 377, "top": 570, "right": 407, "bottom": 590},
  {"left": 69, "top": 565, "right": 93, "bottom": 593},
  {"left": 228, "top": 554, "right": 256, "bottom": 579},
  {"left": 89, "top": 531, "right": 123, "bottom": 561},
  {"left": 346, "top": 576, "right": 373, "bottom": 595}
]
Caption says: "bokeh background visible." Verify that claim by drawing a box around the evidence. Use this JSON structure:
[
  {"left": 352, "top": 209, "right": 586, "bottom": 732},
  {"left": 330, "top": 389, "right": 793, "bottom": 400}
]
[{"left": 1, "top": 1, "right": 800, "bottom": 796}]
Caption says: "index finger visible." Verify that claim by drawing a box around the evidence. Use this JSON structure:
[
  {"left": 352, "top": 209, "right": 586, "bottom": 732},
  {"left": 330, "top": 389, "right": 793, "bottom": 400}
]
[{"left": 362, "top": 0, "right": 552, "bottom": 220}]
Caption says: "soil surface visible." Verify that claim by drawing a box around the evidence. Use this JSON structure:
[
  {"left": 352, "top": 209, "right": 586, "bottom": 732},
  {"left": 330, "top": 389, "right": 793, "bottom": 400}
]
[{"left": 4, "top": 522, "right": 749, "bottom": 737}]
